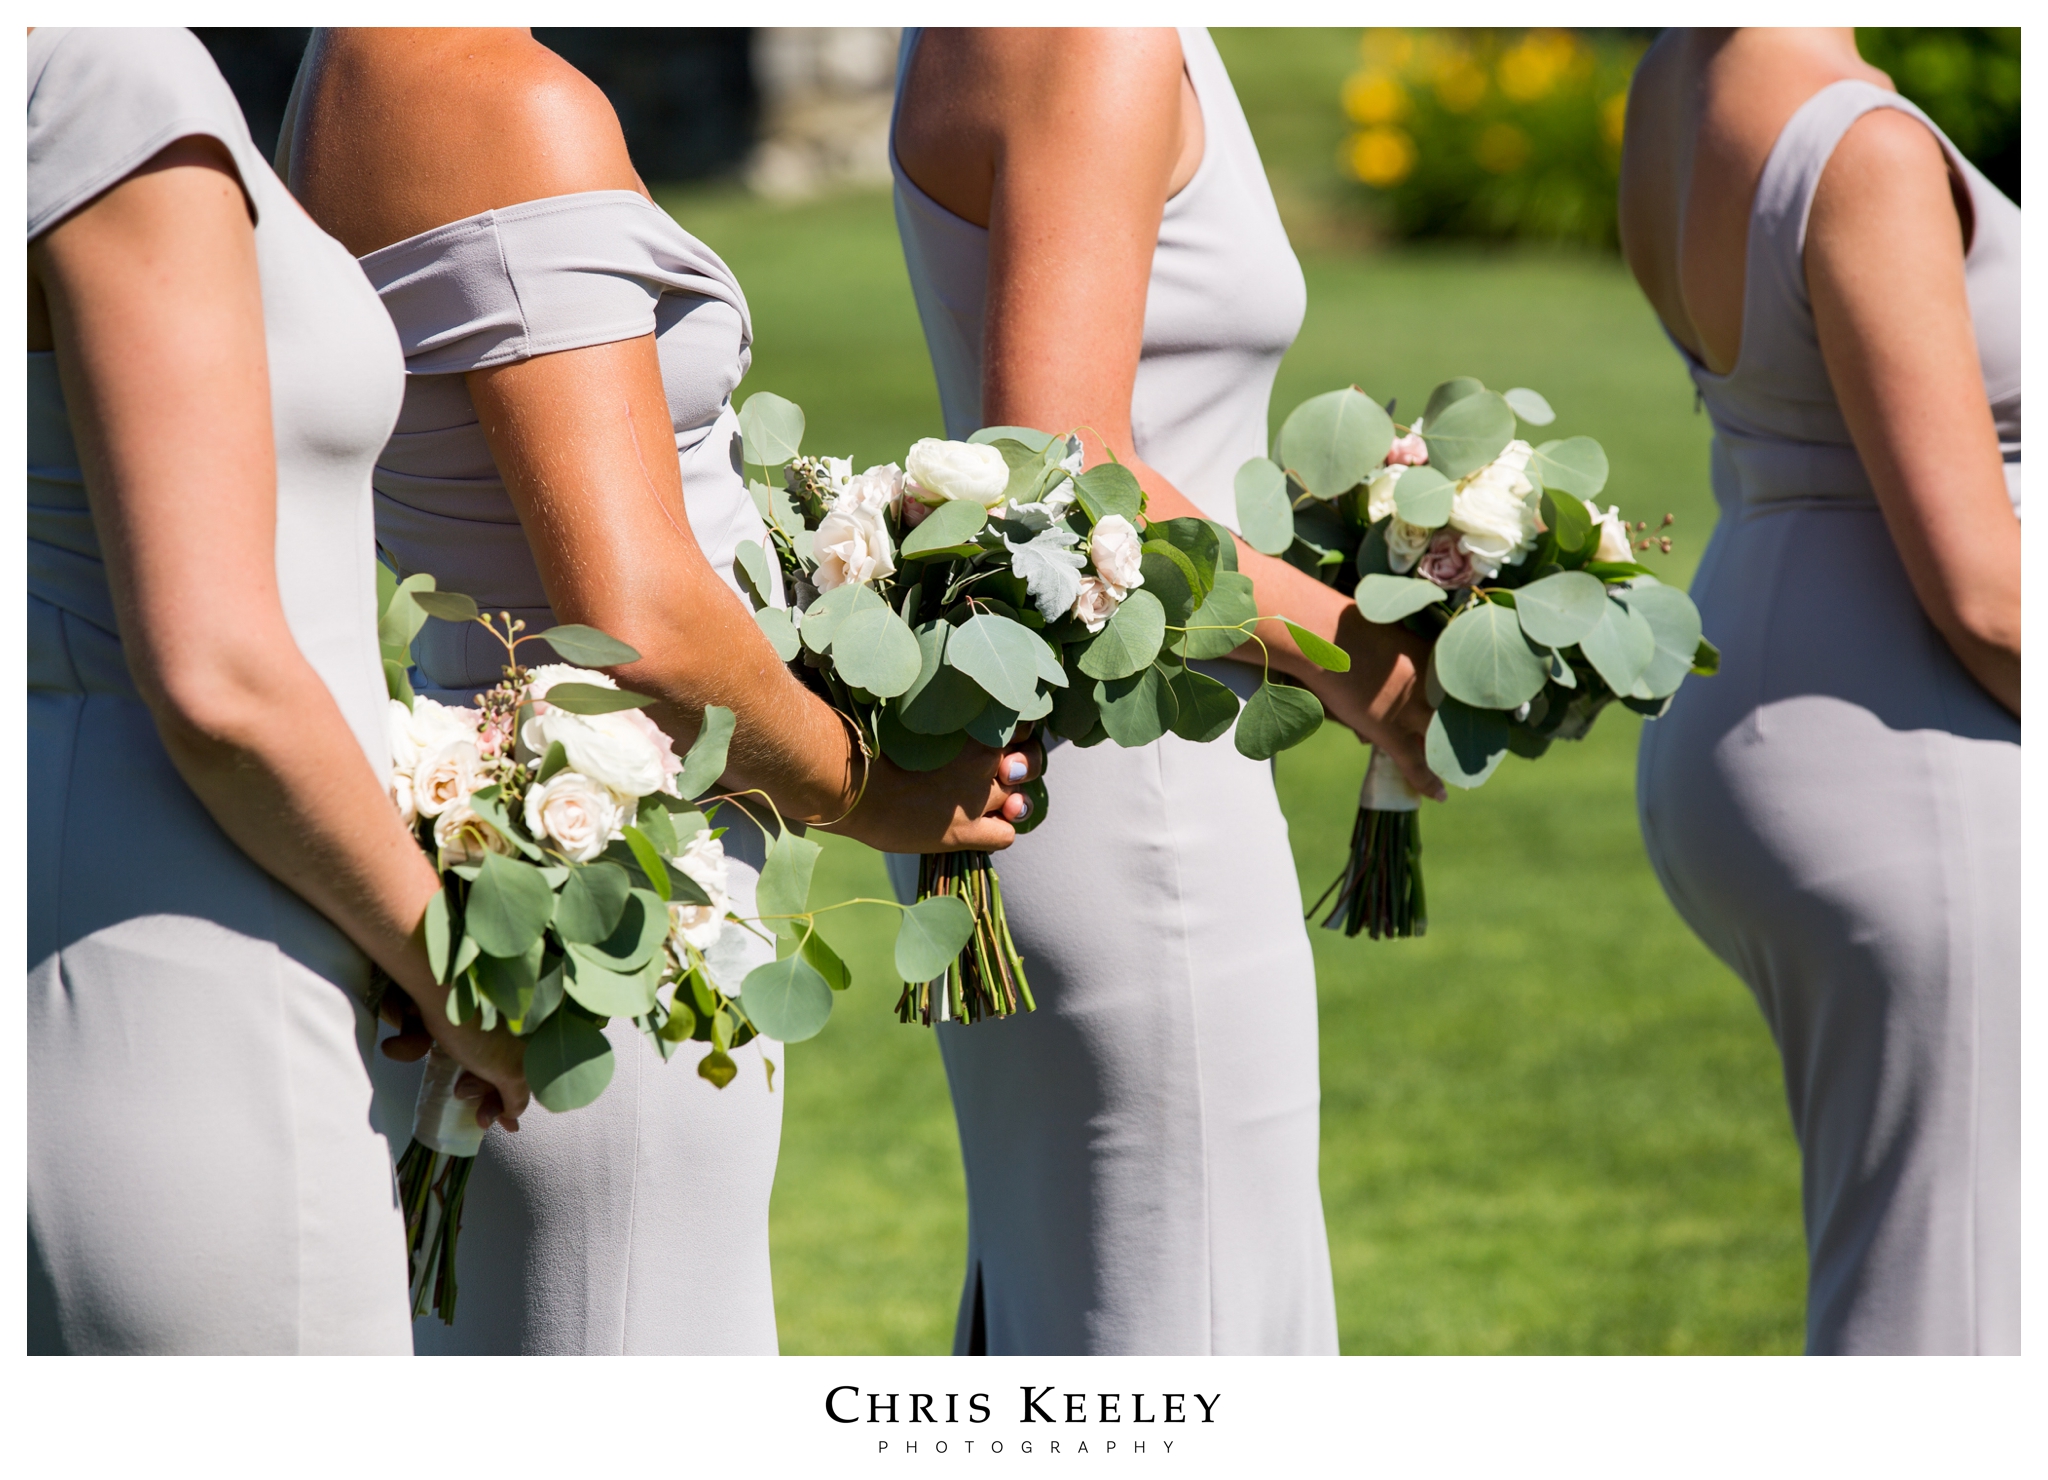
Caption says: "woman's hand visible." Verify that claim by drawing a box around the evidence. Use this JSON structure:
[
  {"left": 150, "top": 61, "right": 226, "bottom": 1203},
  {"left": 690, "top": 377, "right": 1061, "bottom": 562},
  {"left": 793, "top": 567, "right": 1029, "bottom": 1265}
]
[
  {"left": 1299, "top": 606, "right": 1443, "bottom": 800},
  {"left": 825, "top": 733, "right": 1046, "bottom": 854},
  {"left": 377, "top": 981, "right": 530, "bottom": 1132}
]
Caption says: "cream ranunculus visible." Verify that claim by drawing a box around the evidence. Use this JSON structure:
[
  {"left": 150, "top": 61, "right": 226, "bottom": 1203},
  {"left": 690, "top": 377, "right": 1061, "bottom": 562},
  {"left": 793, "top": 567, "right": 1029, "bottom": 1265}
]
[
  {"left": 432, "top": 798, "right": 515, "bottom": 867},
  {"left": 666, "top": 832, "right": 733, "bottom": 952},
  {"left": 1366, "top": 464, "right": 1406, "bottom": 524},
  {"left": 411, "top": 738, "right": 485, "bottom": 819},
  {"left": 1586, "top": 500, "right": 1635, "bottom": 563},
  {"left": 1088, "top": 514, "right": 1146, "bottom": 593},
  {"left": 812, "top": 497, "right": 897, "bottom": 592},
  {"left": 836, "top": 463, "right": 904, "bottom": 518},
  {"left": 904, "top": 438, "right": 1011, "bottom": 509},
  {"left": 523, "top": 771, "right": 625, "bottom": 863},
  {"left": 1386, "top": 517, "right": 1435, "bottom": 574},
  {"left": 524, "top": 667, "right": 681, "bottom": 799},
  {"left": 1069, "top": 575, "right": 1123, "bottom": 633},
  {"left": 1447, "top": 439, "right": 1540, "bottom": 580}
]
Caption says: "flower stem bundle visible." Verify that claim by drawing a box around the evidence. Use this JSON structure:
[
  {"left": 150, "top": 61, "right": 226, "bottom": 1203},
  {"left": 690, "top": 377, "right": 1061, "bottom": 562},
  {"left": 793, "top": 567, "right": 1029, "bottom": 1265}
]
[
  {"left": 898, "top": 851, "right": 1033, "bottom": 1025},
  {"left": 1316, "top": 749, "right": 1426, "bottom": 939}
]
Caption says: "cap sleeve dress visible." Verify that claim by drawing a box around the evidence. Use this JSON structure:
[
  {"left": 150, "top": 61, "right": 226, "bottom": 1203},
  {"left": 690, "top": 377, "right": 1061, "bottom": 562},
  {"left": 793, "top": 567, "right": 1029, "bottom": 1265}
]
[
  {"left": 358, "top": 191, "right": 782, "bottom": 1354},
  {"left": 29, "top": 27, "right": 411, "bottom": 1352}
]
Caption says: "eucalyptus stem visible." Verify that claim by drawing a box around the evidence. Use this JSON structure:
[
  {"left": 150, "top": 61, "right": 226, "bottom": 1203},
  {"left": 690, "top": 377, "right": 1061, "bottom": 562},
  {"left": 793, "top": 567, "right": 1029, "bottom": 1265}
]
[
  {"left": 397, "top": 1139, "right": 475, "bottom": 1325},
  {"left": 896, "top": 851, "right": 1032, "bottom": 1026}
]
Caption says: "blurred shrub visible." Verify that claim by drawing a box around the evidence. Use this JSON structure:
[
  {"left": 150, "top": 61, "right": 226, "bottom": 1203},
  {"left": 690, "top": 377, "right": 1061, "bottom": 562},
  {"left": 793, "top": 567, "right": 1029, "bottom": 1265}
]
[
  {"left": 1339, "top": 29, "right": 1645, "bottom": 250},
  {"left": 1857, "top": 28, "right": 2020, "bottom": 202}
]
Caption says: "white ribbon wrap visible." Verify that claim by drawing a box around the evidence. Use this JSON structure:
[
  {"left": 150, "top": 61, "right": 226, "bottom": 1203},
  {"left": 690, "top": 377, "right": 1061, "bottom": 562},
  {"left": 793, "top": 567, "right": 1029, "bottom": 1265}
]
[
  {"left": 412, "top": 1045, "right": 487, "bottom": 1157},
  {"left": 1359, "top": 747, "right": 1421, "bottom": 812}
]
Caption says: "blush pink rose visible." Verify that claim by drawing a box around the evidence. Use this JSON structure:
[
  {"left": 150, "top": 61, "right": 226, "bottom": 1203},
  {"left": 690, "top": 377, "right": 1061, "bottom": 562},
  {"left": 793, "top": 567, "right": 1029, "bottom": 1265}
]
[
  {"left": 1416, "top": 528, "right": 1477, "bottom": 590},
  {"left": 1386, "top": 432, "right": 1429, "bottom": 466},
  {"left": 900, "top": 497, "right": 932, "bottom": 531}
]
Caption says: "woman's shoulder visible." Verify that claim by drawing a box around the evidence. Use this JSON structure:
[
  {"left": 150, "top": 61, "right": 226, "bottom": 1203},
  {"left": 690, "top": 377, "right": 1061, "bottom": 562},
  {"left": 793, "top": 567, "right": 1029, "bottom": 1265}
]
[{"left": 28, "top": 27, "right": 256, "bottom": 239}]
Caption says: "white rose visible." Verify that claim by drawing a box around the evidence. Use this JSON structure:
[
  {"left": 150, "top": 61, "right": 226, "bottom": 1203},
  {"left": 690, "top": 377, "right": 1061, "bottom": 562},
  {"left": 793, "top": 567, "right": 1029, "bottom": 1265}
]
[
  {"left": 522, "top": 667, "right": 677, "bottom": 800},
  {"left": 1447, "top": 439, "right": 1539, "bottom": 575},
  {"left": 433, "top": 798, "right": 515, "bottom": 867},
  {"left": 904, "top": 438, "right": 1011, "bottom": 509},
  {"left": 836, "top": 463, "right": 903, "bottom": 518},
  {"left": 390, "top": 769, "right": 418, "bottom": 827},
  {"left": 1088, "top": 514, "right": 1146, "bottom": 593},
  {"left": 388, "top": 695, "right": 474, "bottom": 776},
  {"left": 1386, "top": 517, "right": 1435, "bottom": 574},
  {"left": 667, "top": 832, "right": 733, "bottom": 952},
  {"left": 1586, "top": 500, "right": 1635, "bottom": 563},
  {"left": 1070, "top": 575, "right": 1124, "bottom": 634},
  {"left": 1366, "top": 464, "right": 1405, "bottom": 524},
  {"left": 412, "top": 738, "right": 485, "bottom": 819},
  {"left": 523, "top": 771, "right": 624, "bottom": 864},
  {"left": 812, "top": 497, "right": 897, "bottom": 592}
]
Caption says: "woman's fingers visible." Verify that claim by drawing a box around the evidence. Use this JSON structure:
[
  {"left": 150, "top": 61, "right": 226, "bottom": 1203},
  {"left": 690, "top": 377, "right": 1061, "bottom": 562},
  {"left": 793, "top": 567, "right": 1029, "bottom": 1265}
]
[
  {"left": 997, "top": 734, "right": 1046, "bottom": 787},
  {"left": 1382, "top": 726, "right": 1446, "bottom": 802},
  {"left": 380, "top": 1029, "right": 432, "bottom": 1063}
]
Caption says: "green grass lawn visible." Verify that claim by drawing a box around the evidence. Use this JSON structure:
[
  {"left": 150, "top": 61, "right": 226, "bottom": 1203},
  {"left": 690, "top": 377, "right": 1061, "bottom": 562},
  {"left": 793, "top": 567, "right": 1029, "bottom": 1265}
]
[{"left": 650, "top": 37, "right": 1804, "bottom": 1353}]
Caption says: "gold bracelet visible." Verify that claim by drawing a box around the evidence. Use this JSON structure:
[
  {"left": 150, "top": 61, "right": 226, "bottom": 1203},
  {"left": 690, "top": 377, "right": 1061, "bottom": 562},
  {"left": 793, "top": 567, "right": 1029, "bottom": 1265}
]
[{"left": 814, "top": 707, "right": 872, "bottom": 830}]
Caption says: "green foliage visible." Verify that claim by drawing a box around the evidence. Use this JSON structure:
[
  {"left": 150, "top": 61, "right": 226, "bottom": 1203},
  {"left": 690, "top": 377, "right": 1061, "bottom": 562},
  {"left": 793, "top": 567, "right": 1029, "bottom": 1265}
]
[
  {"left": 537, "top": 623, "right": 641, "bottom": 667},
  {"left": 1420, "top": 388, "right": 1515, "bottom": 477},
  {"left": 1355, "top": 573, "right": 1448, "bottom": 623},
  {"left": 1235, "top": 457, "right": 1296, "bottom": 555},
  {"left": 525, "top": 1007, "right": 615, "bottom": 1113},
  {"left": 1277, "top": 387, "right": 1395, "bottom": 497},
  {"left": 1076, "top": 589, "right": 1167, "bottom": 681},
  {"left": 1856, "top": 28, "right": 2020, "bottom": 201},
  {"left": 899, "top": 498, "right": 988, "bottom": 559},
  {"left": 893, "top": 895, "right": 977, "bottom": 984},
  {"left": 676, "top": 705, "right": 736, "bottom": 800},
  {"left": 1234, "top": 680, "right": 1325, "bottom": 761},
  {"left": 739, "top": 953, "right": 835, "bottom": 1043},
  {"left": 739, "top": 390, "right": 805, "bottom": 467}
]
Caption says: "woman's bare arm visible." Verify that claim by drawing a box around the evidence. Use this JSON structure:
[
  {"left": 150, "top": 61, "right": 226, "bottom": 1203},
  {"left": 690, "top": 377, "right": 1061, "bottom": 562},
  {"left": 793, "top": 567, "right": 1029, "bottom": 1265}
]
[
  {"left": 898, "top": 28, "right": 1442, "bottom": 796},
  {"left": 1807, "top": 109, "right": 2019, "bottom": 713},
  {"left": 33, "top": 139, "right": 528, "bottom": 1126}
]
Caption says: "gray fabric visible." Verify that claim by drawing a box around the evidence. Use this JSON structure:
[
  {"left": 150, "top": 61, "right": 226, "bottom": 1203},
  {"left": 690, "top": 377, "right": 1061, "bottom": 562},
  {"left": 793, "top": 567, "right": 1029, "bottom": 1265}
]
[
  {"left": 28, "top": 28, "right": 411, "bottom": 1353},
  {"left": 890, "top": 27, "right": 1337, "bottom": 1354},
  {"left": 1637, "top": 81, "right": 2019, "bottom": 1354},
  {"left": 363, "top": 190, "right": 781, "bottom": 1353}
]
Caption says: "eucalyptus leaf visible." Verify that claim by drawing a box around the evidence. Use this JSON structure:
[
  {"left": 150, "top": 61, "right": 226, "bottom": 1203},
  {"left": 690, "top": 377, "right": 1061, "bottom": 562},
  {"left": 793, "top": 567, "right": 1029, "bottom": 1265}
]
[
  {"left": 1392, "top": 465, "right": 1455, "bottom": 528},
  {"left": 800, "top": 928, "right": 852, "bottom": 993},
  {"left": 1149, "top": 518, "right": 1222, "bottom": 600},
  {"left": 676, "top": 704, "right": 735, "bottom": 800},
  {"left": 756, "top": 830, "right": 823, "bottom": 922},
  {"left": 738, "top": 391, "right": 804, "bottom": 468},
  {"left": 899, "top": 498, "right": 989, "bottom": 560},
  {"left": 1577, "top": 595, "right": 1658, "bottom": 694},
  {"left": 474, "top": 940, "right": 543, "bottom": 1024},
  {"left": 411, "top": 588, "right": 479, "bottom": 624},
  {"left": 1167, "top": 666, "right": 1241, "bottom": 743},
  {"left": 1692, "top": 636, "right": 1722, "bottom": 676},
  {"left": 1233, "top": 681, "right": 1324, "bottom": 761},
  {"left": 383, "top": 658, "right": 416, "bottom": 708},
  {"left": 968, "top": 425, "right": 1056, "bottom": 453},
  {"left": 521, "top": 956, "right": 564, "bottom": 1035},
  {"left": 894, "top": 894, "right": 976, "bottom": 983},
  {"left": 1421, "top": 377, "right": 1486, "bottom": 429},
  {"left": 1282, "top": 619, "right": 1351, "bottom": 673},
  {"left": 1076, "top": 589, "right": 1166, "bottom": 681},
  {"left": 424, "top": 881, "right": 457, "bottom": 984},
  {"left": 897, "top": 623, "right": 990, "bottom": 735},
  {"left": 879, "top": 708, "right": 967, "bottom": 770},
  {"left": 1178, "top": 570, "right": 1259, "bottom": 661},
  {"left": 378, "top": 572, "right": 434, "bottom": 655},
  {"left": 1512, "top": 571, "right": 1608, "bottom": 648},
  {"left": 575, "top": 887, "right": 669, "bottom": 974},
  {"left": 965, "top": 701, "right": 1023, "bottom": 749},
  {"left": 1139, "top": 541, "right": 1200, "bottom": 626},
  {"left": 536, "top": 740, "right": 569, "bottom": 785},
  {"left": 1422, "top": 390, "right": 1516, "bottom": 480},
  {"left": 562, "top": 949, "right": 660, "bottom": 1018},
  {"left": 737, "top": 954, "right": 834, "bottom": 1043},
  {"left": 1094, "top": 666, "right": 1177, "bottom": 748},
  {"left": 1529, "top": 437, "right": 1609, "bottom": 498},
  {"left": 1354, "top": 573, "right": 1448, "bottom": 624},
  {"left": 799, "top": 581, "right": 885, "bottom": 655},
  {"left": 1427, "top": 698, "right": 1510, "bottom": 789},
  {"left": 1049, "top": 674, "right": 1100, "bottom": 741},
  {"left": 621, "top": 826, "right": 671, "bottom": 900},
  {"left": 1434, "top": 599, "right": 1549, "bottom": 710},
  {"left": 525, "top": 1008, "right": 615, "bottom": 1113},
  {"left": 1233, "top": 457, "right": 1295, "bottom": 557},
  {"left": 830, "top": 606, "right": 924, "bottom": 698},
  {"left": 464, "top": 851, "right": 555, "bottom": 959},
  {"left": 754, "top": 605, "right": 801, "bottom": 661},
  {"left": 948, "top": 612, "right": 1057, "bottom": 712},
  {"left": 733, "top": 539, "right": 772, "bottom": 608},
  {"left": 554, "top": 860, "right": 632, "bottom": 944},
  {"left": 536, "top": 623, "right": 642, "bottom": 667},
  {"left": 1276, "top": 387, "right": 1394, "bottom": 499},
  {"left": 1540, "top": 490, "right": 1596, "bottom": 561},
  {"left": 543, "top": 681, "right": 658, "bottom": 716},
  {"left": 1503, "top": 387, "right": 1556, "bottom": 426},
  {"left": 1073, "top": 462, "right": 1145, "bottom": 524},
  {"left": 1616, "top": 582, "right": 1704, "bottom": 700}
]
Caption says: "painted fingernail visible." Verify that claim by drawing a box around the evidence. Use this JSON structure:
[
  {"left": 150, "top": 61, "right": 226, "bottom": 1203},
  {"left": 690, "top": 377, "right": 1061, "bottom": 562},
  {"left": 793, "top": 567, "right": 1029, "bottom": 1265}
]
[
  {"left": 1004, "top": 756, "right": 1028, "bottom": 782},
  {"left": 1011, "top": 796, "right": 1033, "bottom": 820}
]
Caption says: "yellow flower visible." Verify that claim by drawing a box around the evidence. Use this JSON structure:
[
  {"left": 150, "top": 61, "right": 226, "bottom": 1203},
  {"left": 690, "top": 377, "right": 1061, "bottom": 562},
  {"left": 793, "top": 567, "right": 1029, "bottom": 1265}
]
[
  {"left": 1343, "top": 70, "right": 1409, "bottom": 126},
  {"left": 1474, "top": 122, "right": 1532, "bottom": 174},
  {"left": 1600, "top": 91, "right": 1628, "bottom": 148},
  {"left": 1345, "top": 127, "right": 1418, "bottom": 188},
  {"left": 1358, "top": 29, "right": 1415, "bottom": 71},
  {"left": 1499, "top": 30, "right": 1585, "bottom": 103},
  {"left": 1434, "top": 54, "right": 1488, "bottom": 113}
]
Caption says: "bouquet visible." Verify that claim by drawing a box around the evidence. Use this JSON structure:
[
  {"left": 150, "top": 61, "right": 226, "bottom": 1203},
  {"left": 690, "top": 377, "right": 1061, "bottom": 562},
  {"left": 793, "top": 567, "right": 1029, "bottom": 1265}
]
[
  {"left": 729, "top": 392, "right": 1349, "bottom": 1025},
  {"left": 1233, "top": 377, "right": 1717, "bottom": 939},
  {"left": 372, "top": 570, "right": 945, "bottom": 1320}
]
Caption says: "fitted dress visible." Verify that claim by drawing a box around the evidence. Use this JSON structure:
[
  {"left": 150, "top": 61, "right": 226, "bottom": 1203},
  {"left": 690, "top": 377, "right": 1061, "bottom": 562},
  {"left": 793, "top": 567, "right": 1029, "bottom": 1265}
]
[
  {"left": 359, "top": 191, "right": 783, "bottom": 1354},
  {"left": 28, "top": 27, "right": 411, "bottom": 1353},
  {"left": 891, "top": 27, "right": 1340, "bottom": 1354},
  {"left": 1636, "top": 83, "right": 2020, "bottom": 1354}
]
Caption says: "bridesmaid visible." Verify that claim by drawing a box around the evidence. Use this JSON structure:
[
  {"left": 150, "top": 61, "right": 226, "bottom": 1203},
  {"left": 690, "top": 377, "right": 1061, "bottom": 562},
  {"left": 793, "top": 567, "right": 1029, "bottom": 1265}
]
[
  {"left": 1622, "top": 29, "right": 2018, "bottom": 1353},
  {"left": 284, "top": 27, "right": 1037, "bottom": 1354},
  {"left": 28, "top": 27, "right": 527, "bottom": 1353},
  {"left": 892, "top": 27, "right": 1441, "bottom": 1354}
]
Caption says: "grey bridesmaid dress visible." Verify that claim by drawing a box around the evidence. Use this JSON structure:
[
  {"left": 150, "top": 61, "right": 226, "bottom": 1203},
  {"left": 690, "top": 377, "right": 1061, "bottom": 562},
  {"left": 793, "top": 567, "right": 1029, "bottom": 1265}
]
[
  {"left": 1636, "top": 83, "right": 2019, "bottom": 1354},
  {"left": 891, "top": 28, "right": 1340, "bottom": 1354},
  {"left": 29, "top": 29, "right": 411, "bottom": 1352},
  {"left": 360, "top": 191, "right": 783, "bottom": 1354}
]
